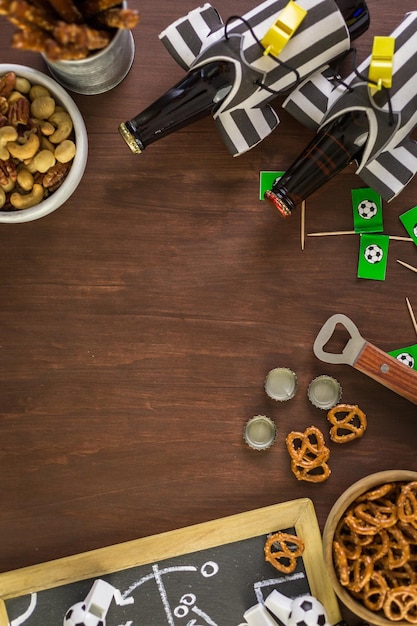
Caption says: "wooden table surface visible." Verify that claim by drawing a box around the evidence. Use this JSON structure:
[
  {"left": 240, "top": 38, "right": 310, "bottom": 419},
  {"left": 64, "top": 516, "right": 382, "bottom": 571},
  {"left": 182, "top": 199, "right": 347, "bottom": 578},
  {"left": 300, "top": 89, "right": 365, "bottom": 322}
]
[{"left": 1, "top": 0, "right": 416, "bottom": 621}]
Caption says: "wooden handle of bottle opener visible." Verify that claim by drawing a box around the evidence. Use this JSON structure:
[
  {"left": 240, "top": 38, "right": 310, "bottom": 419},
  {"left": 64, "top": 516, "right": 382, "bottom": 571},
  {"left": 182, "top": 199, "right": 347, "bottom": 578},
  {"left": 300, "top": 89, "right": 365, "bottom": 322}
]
[{"left": 354, "top": 341, "right": 417, "bottom": 405}]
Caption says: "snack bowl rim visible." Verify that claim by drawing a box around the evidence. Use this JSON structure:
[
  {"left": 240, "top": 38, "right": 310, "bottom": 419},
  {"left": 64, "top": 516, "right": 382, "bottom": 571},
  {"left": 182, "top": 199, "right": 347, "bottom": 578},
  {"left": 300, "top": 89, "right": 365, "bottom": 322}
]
[
  {"left": 0, "top": 63, "right": 88, "bottom": 223},
  {"left": 322, "top": 469, "right": 417, "bottom": 626}
]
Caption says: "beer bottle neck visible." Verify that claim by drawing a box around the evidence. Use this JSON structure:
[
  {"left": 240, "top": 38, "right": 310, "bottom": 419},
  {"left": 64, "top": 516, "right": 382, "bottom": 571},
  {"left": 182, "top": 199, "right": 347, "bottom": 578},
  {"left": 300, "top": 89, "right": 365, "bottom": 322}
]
[
  {"left": 119, "top": 61, "right": 235, "bottom": 153},
  {"left": 265, "top": 110, "right": 369, "bottom": 217}
]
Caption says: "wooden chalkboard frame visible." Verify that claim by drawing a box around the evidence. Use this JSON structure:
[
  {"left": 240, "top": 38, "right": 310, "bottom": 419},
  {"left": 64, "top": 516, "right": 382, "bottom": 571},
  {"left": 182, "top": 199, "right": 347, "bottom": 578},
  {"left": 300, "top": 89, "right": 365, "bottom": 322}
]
[{"left": 0, "top": 498, "right": 341, "bottom": 626}]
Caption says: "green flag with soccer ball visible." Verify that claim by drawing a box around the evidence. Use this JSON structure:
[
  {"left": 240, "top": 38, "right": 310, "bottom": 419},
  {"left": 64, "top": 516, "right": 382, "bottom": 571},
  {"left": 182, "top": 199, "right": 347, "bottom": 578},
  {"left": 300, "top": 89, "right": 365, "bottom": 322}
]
[
  {"left": 351, "top": 188, "right": 383, "bottom": 233},
  {"left": 357, "top": 234, "right": 389, "bottom": 281},
  {"left": 399, "top": 205, "right": 417, "bottom": 246},
  {"left": 388, "top": 344, "right": 417, "bottom": 371}
]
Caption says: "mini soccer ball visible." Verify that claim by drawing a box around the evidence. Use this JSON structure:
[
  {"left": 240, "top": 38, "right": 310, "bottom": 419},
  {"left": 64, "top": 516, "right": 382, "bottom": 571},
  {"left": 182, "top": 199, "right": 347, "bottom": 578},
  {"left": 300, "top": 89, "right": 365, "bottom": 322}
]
[
  {"left": 364, "top": 244, "right": 383, "bottom": 264},
  {"left": 63, "top": 602, "right": 104, "bottom": 626},
  {"left": 413, "top": 223, "right": 417, "bottom": 238},
  {"left": 396, "top": 352, "right": 415, "bottom": 368},
  {"left": 357, "top": 199, "right": 378, "bottom": 219},
  {"left": 288, "top": 595, "right": 329, "bottom": 626}
]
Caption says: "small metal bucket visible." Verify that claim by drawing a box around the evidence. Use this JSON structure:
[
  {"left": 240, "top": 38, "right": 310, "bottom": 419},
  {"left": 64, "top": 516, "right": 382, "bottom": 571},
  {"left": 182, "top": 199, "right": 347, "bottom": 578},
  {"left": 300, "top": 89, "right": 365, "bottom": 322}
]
[{"left": 43, "top": 27, "right": 135, "bottom": 95}]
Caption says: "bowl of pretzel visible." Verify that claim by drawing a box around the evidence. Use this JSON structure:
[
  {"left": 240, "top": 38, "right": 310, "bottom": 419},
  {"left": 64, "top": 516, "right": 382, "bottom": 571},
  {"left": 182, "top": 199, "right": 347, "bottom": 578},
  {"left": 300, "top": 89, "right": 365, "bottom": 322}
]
[
  {"left": 323, "top": 470, "right": 417, "bottom": 626},
  {"left": 0, "top": 63, "right": 88, "bottom": 223}
]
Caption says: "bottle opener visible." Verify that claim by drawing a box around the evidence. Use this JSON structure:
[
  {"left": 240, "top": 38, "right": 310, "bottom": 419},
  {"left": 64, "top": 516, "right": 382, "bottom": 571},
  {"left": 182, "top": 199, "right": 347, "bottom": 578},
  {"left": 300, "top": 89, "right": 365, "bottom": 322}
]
[{"left": 313, "top": 313, "right": 417, "bottom": 405}]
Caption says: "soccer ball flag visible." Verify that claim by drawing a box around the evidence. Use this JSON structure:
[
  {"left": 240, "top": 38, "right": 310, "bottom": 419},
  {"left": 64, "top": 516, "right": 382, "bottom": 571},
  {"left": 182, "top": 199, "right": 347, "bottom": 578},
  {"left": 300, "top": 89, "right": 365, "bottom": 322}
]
[
  {"left": 388, "top": 344, "right": 417, "bottom": 371},
  {"left": 357, "top": 234, "right": 389, "bottom": 280},
  {"left": 351, "top": 188, "right": 383, "bottom": 233},
  {"left": 399, "top": 205, "right": 417, "bottom": 247}
]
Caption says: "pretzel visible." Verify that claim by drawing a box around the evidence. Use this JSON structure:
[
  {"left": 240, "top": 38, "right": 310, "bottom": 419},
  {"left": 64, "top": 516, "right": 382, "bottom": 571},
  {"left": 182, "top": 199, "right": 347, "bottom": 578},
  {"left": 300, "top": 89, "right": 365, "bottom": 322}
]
[
  {"left": 264, "top": 531, "right": 305, "bottom": 574},
  {"left": 96, "top": 7, "right": 139, "bottom": 30},
  {"left": 285, "top": 426, "right": 331, "bottom": 483},
  {"left": 383, "top": 585, "right": 417, "bottom": 623},
  {"left": 398, "top": 482, "right": 417, "bottom": 524},
  {"left": 361, "top": 571, "right": 389, "bottom": 612},
  {"left": 2, "top": 0, "right": 139, "bottom": 60},
  {"left": 327, "top": 404, "right": 367, "bottom": 443},
  {"left": 332, "top": 480, "right": 417, "bottom": 622}
]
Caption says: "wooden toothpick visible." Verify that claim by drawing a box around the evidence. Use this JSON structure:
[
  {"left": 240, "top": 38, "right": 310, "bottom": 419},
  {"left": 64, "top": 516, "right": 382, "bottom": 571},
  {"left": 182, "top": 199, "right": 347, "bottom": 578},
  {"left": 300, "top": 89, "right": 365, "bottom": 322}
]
[
  {"left": 406, "top": 297, "right": 417, "bottom": 337},
  {"left": 301, "top": 200, "right": 306, "bottom": 250},
  {"left": 308, "top": 232, "right": 413, "bottom": 240},
  {"left": 307, "top": 230, "right": 355, "bottom": 237},
  {"left": 397, "top": 259, "right": 417, "bottom": 275}
]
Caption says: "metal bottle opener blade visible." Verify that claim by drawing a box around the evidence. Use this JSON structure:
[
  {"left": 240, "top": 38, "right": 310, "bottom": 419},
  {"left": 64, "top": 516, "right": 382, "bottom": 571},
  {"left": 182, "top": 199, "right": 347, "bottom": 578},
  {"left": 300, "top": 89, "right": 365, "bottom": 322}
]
[{"left": 313, "top": 313, "right": 417, "bottom": 405}]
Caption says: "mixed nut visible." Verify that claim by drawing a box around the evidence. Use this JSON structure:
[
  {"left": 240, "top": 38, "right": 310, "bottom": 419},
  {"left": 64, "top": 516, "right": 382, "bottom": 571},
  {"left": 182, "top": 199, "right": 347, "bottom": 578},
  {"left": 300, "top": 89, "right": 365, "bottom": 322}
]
[{"left": 0, "top": 70, "right": 77, "bottom": 210}]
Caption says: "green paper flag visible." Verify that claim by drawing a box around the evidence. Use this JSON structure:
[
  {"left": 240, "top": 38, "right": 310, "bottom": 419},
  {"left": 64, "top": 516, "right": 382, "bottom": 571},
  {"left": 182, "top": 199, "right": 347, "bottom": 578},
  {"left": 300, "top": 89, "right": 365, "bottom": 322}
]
[
  {"left": 351, "top": 187, "right": 383, "bottom": 233},
  {"left": 399, "top": 205, "right": 417, "bottom": 246},
  {"left": 388, "top": 344, "right": 417, "bottom": 371},
  {"left": 259, "top": 171, "right": 284, "bottom": 200},
  {"left": 357, "top": 234, "right": 389, "bottom": 280}
]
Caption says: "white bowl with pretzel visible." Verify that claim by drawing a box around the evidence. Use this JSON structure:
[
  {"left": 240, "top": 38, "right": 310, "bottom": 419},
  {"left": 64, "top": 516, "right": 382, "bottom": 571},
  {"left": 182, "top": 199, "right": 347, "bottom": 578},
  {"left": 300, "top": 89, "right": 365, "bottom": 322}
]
[
  {"left": 323, "top": 470, "right": 417, "bottom": 626},
  {"left": 0, "top": 63, "right": 88, "bottom": 223}
]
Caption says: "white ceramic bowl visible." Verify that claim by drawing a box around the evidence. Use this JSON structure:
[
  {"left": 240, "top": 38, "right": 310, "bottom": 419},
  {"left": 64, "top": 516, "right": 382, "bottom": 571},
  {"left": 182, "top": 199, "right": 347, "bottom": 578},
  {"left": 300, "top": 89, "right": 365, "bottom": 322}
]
[
  {"left": 0, "top": 63, "right": 88, "bottom": 223},
  {"left": 323, "top": 470, "right": 417, "bottom": 626}
]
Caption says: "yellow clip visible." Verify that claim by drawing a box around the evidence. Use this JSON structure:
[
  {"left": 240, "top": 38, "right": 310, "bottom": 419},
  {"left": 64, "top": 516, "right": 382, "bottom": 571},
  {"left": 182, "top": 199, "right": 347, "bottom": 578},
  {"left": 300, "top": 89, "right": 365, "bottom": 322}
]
[
  {"left": 260, "top": 0, "right": 307, "bottom": 58},
  {"left": 368, "top": 36, "right": 395, "bottom": 90}
]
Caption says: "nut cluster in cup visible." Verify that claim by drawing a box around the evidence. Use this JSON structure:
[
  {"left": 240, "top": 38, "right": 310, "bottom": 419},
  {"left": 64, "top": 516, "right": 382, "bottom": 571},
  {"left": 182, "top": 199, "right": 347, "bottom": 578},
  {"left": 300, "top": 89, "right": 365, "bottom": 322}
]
[{"left": 0, "top": 70, "right": 76, "bottom": 211}]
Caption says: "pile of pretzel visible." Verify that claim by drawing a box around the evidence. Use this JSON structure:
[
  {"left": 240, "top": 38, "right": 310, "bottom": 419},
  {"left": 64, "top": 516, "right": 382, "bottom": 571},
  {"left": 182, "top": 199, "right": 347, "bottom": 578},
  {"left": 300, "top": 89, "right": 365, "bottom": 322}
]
[
  {"left": 285, "top": 404, "right": 367, "bottom": 483},
  {"left": 0, "top": 0, "right": 139, "bottom": 60},
  {"left": 333, "top": 481, "right": 417, "bottom": 623}
]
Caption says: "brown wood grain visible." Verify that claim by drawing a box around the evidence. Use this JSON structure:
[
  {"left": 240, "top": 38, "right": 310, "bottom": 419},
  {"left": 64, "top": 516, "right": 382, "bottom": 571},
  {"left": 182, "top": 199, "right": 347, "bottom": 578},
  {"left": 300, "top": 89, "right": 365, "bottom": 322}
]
[{"left": 1, "top": 2, "right": 417, "bottom": 623}]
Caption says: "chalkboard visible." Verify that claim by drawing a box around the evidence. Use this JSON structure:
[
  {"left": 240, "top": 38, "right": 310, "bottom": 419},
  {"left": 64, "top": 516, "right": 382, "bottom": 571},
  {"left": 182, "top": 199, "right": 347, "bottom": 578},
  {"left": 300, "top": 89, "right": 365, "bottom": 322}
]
[{"left": 0, "top": 499, "right": 341, "bottom": 626}]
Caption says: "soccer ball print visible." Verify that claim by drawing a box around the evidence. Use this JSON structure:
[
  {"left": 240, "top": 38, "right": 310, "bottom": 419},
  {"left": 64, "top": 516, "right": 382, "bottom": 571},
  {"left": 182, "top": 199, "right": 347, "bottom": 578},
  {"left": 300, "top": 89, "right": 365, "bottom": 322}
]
[
  {"left": 396, "top": 352, "right": 415, "bottom": 368},
  {"left": 357, "top": 199, "right": 378, "bottom": 220},
  {"left": 364, "top": 244, "right": 384, "bottom": 264},
  {"left": 64, "top": 602, "right": 104, "bottom": 626},
  {"left": 288, "top": 596, "right": 329, "bottom": 626}
]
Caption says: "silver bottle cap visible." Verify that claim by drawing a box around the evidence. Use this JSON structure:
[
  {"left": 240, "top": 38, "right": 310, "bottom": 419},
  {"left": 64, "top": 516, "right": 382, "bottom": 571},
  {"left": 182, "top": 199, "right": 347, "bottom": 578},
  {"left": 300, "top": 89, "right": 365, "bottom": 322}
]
[
  {"left": 264, "top": 367, "right": 297, "bottom": 401},
  {"left": 243, "top": 415, "right": 276, "bottom": 450},
  {"left": 308, "top": 375, "right": 342, "bottom": 409}
]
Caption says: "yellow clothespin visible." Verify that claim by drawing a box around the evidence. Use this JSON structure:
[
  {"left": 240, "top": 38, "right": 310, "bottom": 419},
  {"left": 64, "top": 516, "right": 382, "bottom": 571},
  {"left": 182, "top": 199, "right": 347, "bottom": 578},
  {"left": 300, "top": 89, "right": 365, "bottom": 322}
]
[
  {"left": 368, "top": 36, "right": 395, "bottom": 91},
  {"left": 260, "top": 0, "right": 307, "bottom": 58}
]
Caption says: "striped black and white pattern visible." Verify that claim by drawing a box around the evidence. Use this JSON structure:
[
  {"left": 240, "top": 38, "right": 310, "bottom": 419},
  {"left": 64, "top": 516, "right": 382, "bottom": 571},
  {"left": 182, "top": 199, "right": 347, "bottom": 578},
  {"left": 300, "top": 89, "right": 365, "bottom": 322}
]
[
  {"left": 159, "top": 0, "right": 350, "bottom": 156},
  {"left": 284, "top": 11, "right": 417, "bottom": 201}
]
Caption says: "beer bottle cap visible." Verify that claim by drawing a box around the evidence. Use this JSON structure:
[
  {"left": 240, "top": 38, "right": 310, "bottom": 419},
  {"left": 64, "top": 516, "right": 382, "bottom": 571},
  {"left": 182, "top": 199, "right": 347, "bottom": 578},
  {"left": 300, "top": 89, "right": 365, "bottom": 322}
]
[
  {"left": 264, "top": 367, "right": 297, "bottom": 401},
  {"left": 243, "top": 415, "right": 276, "bottom": 450},
  {"left": 308, "top": 375, "right": 342, "bottom": 409}
]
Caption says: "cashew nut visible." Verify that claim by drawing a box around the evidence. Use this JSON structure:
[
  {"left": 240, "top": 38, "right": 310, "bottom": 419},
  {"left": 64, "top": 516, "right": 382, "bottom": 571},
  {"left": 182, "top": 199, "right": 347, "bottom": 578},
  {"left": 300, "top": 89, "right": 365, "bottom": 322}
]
[
  {"left": 7, "top": 132, "right": 40, "bottom": 160},
  {"left": 38, "top": 120, "right": 55, "bottom": 136},
  {"left": 10, "top": 183, "right": 44, "bottom": 209},
  {"left": 33, "top": 149, "right": 56, "bottom": 173},
  {"left": 0, "top": 188, "right": 6, "bottom": 209},
  {"left": 40, "top": 136, "right": 55, "bottom": 152},
  {"left": 31, "top": 96, "right": 55, "bottom": 120},
  {"left": 49, "top": 111, "right": 73, "bottom": 143},
  {"left": 55, "top": 139, "right": 76, "bottom": 163},
  {"left": 0, "top": 125, "right": 18, "bottom": 160},
  {"left": 1, "top": 177, "right": 16, "bottom": 192},
  {"left": 8, "top": 90, "right": 25, "bottom": 105},
  {"left": 17, "top": 167, "right": 34, "bottom": 191}
]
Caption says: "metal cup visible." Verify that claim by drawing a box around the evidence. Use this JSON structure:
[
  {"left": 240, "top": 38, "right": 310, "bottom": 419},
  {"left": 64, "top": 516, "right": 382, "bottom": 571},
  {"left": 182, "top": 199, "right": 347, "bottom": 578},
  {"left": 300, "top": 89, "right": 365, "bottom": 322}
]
[{"left": 43, "top": 27, "right": 135, "bottom": 95}]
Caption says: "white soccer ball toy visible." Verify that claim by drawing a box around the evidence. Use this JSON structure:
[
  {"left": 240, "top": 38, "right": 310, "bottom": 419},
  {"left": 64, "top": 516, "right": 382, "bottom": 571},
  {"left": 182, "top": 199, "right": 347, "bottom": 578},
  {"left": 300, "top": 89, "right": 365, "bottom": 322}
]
[
  {"left": 396, "top": 352, "right": 415, "bottom": 368},
  {"left": 63, "top": 602, "right": 104, "bottom": 626},
  {"left": 357, "top": 199, "right": 378, "bottom": 219},
  {"left": 413, "top": 223, "right": 417, "bottom": 238},
  {"left": 364, "top": 244, "right": 383, "bottom": 264},
  {"left": 288, "top": 595, "right": 329, "bottom": 626}
]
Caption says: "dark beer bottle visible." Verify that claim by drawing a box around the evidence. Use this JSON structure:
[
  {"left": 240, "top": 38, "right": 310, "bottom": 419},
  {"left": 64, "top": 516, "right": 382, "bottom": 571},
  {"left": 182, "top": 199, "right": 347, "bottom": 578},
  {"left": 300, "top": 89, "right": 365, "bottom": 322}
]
[
  {"left": 119, "top": 61, "right": 235, "bottom": 153},
  {"left": 264, "top": 110, "right": 370, "bottom": 217},
  {"left": 119, "top": 0, "right": 369, "bottom": 154}
]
